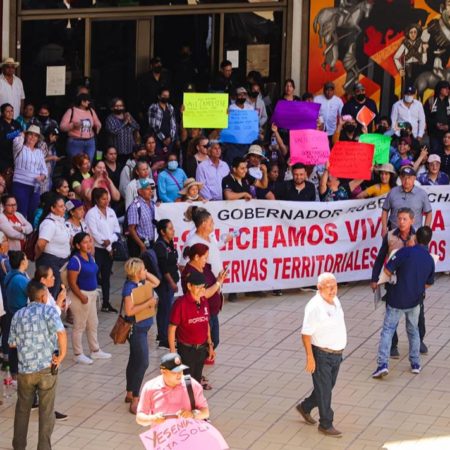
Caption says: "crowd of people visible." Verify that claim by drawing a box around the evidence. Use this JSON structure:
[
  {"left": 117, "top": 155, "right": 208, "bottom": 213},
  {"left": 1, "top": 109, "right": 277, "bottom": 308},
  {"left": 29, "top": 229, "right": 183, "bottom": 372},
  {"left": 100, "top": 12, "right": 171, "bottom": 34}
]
[{"left": 0, "top": 52, "right": 447, "bottom": 447}]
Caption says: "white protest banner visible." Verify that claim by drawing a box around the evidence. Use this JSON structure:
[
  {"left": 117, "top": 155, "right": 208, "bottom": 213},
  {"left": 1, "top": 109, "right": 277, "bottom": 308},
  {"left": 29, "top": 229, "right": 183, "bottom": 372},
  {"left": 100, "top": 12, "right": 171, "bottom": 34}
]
[{"left": 156, "top": 186, "right": 450, "bottom": 293}]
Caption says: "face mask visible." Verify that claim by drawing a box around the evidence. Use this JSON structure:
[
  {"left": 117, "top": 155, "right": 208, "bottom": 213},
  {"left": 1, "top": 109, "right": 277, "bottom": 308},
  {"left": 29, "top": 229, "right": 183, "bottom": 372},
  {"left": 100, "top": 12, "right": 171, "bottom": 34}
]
[
  {"left": 356, "top": 93, "right": 365, "bottom": 102},
  {"left": 404, "top": 95, "right": 414, "bottom": 103},
  {"left": 249, "top": 92, "right": 259, "bottom": 98},
  {"left": 153, "top": 66, "right": 162, "bottom": 74},
  {"left": 377, "top": 125, "right": 387, "bottom": 134},
  {"left": 38, "top": 115, "right": 49, "bottom": 122},
  {"left": 167, "top": 160, "right": 178, "bottom": 171},
  {"left": 114, "top": 108, "right": 125, "bottom": 114},
  {"left": 235, "top": 98, "right": 246, "bottom": 105},
  {"left": 343, "top": 124, "right": 356, "bottom": 133},
  {"left": 160, "top": 97, "right": 169, "bottom": 104}
]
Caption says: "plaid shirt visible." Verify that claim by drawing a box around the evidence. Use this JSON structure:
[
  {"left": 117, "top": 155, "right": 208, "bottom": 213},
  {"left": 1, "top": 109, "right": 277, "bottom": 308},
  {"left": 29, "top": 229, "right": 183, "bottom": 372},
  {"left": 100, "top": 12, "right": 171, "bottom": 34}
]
[
  {"left": 147, "top": 102, "right": 177, "bottom": 142},
  {"left": 9, "top": 302, "right": 64, "bottom": 374},
  {"left": 127, "top": 195, "right": 155, "bottom": 241}
]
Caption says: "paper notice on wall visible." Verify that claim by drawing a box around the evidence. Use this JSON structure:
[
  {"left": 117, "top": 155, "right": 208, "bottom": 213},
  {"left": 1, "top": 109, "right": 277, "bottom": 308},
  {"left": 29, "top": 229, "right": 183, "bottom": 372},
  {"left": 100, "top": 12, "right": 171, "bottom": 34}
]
[
  {"left": 246, "top": 44, "right": 270, "bottom": 77},
  {"left": 226, "top": 50, "right": 239, "bottom": 68},
  {"left": 46, "top": 66, "right": 66, "bottom": 96}
]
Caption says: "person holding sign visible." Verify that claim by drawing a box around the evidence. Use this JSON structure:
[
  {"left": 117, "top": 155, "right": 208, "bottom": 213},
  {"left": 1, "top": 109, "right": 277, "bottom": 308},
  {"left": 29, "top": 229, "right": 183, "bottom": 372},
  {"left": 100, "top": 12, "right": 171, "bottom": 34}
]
[
  {"left": 136, "top": 352, "right": 209, "bottom": 427},
  {"left": 319, "top": 161, "right": 363, "bottom": 202},
  {"left": 122, "top": 257, "right": 160, "bottom": 414}
]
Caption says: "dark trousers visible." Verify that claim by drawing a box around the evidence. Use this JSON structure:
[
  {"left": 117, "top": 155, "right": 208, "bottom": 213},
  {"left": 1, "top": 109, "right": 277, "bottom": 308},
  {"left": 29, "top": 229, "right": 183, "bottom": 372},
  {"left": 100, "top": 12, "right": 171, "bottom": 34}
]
[
  {"left": 13, "top": 368, "right": 57, "bottom": 450},
  {"left": 126, "top": 324, "right": 150, "bottom": 397},
  {"left": 12, "top": 182, "right": 40, "bottom": 222},
  {"left": 155, "top": 281, "right": 174, "bottom": 345},
  {"left": 35, "top": 253, "right": 68, "bottom": 298},
  {"left": 2, "top": 311, "right": 18, "bottom": 375},
  {"left": 209, "top": 314, "right": 220, "bottom": 349},
  {"left": 95, "top": 247, "right": 113, "bottom": 306},
  {"left": 177, "top": 343, "right": 208, "bottom": 383},
  {"left": 301, "top": 346, "right": 343, "bottom": 430},
  {"left": 429, "top": 134, "right": 444, "bottom": 155},
  {"left": 391, "top": 298, "right": 426, "bottom": 349}
]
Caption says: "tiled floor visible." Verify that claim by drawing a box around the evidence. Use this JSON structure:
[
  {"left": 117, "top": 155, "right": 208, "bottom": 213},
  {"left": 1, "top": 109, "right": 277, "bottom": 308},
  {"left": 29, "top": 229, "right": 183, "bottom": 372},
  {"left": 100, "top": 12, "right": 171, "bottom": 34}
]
[{"left": 2, "top": 266, "right": 450, "bottom": 450}]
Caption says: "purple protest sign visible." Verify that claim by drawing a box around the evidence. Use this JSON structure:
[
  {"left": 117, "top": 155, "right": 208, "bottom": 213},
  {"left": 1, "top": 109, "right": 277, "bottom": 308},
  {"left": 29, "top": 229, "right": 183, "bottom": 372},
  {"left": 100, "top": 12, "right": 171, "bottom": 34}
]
[
  {"left": 290, "top": 129, "right": 330, "bottom": 165},
  {"left": 271, "top": 100, "right": 320, "bottom": 130}
]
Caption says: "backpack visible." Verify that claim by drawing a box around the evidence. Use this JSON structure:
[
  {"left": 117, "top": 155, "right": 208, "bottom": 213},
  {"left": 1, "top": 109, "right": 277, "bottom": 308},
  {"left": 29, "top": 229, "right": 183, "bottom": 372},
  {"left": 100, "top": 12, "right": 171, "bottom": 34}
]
[
  {"left": 141, "top": 247, "right": 162, "bottom": 281},
  {"left": 59, "top": 255, "right": 81, "bottom": 289},
  {"left": 25, "top": 218, "right": 54, "bottom": 262}
]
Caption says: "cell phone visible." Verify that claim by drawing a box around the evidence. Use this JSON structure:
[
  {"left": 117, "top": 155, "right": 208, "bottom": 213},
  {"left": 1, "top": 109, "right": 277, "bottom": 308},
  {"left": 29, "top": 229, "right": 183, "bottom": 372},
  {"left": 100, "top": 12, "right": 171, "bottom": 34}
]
[
  {"left": 223, "top": 264, "right": 230, "bottom": 275},
  {"left": 162, "top": 414, "right": 178, "bottom": 419},
  {"left": 51, "top": 350, "right": 59, "bottom": 375}
]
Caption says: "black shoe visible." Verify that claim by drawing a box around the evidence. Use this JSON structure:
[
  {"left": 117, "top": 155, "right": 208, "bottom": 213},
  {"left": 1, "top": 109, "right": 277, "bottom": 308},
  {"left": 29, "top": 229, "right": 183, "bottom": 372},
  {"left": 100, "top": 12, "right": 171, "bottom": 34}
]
[
  {"left": 55, "top": 411, "right": 68, "bottom": 421},
  {"left": 101, "top": 303, "right": 118, "bottom": 313},
  {"left": 273, "top": 290, "right": 283, "bottom": 296},
  {"left": 228, "top": 293, "right": 237, "bottom": 302},
  {"left": 420, "top": 341, "right": 428, "bottom": 355},
  {"left": 295, "top": 403, "right": 316, "bottom": 425},
  {"left": 158, "top": 341, "right": 170, "bottom": 349},
  {"left": 390, "top": 347, "right": 400, "bottom": 359},
  {"left": 318, "top": 425, "right": 342, "bottom": 437}
]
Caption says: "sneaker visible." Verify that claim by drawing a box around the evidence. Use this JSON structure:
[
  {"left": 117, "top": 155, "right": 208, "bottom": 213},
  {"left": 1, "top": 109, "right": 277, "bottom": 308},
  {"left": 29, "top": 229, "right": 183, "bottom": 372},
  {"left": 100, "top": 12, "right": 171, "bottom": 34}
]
[
  {"left": 411, "top": 363, "right": 421, "bottom": 374},
  {"left": 420, "top": 342, "right": 428, "bottom": 355},
  {"left": 273, "top": 290, "right": 283, "bottom": 296},
  {"left": 55, "top": 411, "right": 68, "bottom": 421},
  {"left": 101, "top": 303, "right": 118, "bottom": 313},
  {"left": 372, "top": 363, "right": 389, "bottom": 379},
  {"left": 390, "top": 347, "right": 400, "bottom": 359},
  {"left": 90, "top": 350, "right": 112, "bottom": 360},
  {"left": 74, "top": 354, "right": 93, "bottom": 365}
]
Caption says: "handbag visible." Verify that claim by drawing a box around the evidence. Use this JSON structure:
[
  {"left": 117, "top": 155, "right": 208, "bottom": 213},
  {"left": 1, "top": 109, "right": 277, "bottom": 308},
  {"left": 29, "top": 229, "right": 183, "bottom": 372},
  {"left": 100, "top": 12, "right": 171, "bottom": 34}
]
[
  {"left": 112, "top": 233, "right": 129, "bottom": 262},
  {"left": 109, "top": 299, "right": 132, "bottom": 344}
]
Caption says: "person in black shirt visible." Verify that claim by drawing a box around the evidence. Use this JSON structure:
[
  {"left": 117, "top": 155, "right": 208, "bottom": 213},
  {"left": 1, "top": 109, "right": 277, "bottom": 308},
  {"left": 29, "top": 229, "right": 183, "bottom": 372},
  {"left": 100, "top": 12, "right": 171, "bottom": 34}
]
[
  {"left": 256, "top": 163, "right": 284, "bottom": 199},
  {"left": 0, "top": 103, "right": 21, "bottom": 172},
  {"left": 210, "top": 60, "right": 235, "bottom": 93},
  {"left": 279, "top": 163, "right": 316, "bottom": 201}
]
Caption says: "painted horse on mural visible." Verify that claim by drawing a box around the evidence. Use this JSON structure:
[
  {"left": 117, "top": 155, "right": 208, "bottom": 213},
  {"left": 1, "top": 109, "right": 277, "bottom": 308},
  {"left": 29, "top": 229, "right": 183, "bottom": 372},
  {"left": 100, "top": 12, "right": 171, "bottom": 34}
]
[{"left": 313, "top": 0, "right": 374, "bottom": 90}]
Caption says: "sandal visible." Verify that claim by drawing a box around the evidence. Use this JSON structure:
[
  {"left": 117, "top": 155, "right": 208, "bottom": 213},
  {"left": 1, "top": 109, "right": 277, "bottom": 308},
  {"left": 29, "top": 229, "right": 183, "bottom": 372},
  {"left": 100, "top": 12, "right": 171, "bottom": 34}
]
[
  {"left": 201, "top": 382, "right": 213, "bottom": 390},
  {"left": 201, "top": 375, "right": 209, "bottom": 383},
  {"left": 124, "top": 393, "right": 133, "bottom": 404}
]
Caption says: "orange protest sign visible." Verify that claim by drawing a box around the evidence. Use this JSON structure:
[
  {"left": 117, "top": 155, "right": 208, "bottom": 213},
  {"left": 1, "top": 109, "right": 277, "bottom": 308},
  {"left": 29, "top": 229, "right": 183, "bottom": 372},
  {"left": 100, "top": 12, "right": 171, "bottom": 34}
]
[
  {"left": 329, "top": 141, "right": 374, "bottom": 180},
  {"left": 356, "top": 106, "right": 376, "bottom": 127}
]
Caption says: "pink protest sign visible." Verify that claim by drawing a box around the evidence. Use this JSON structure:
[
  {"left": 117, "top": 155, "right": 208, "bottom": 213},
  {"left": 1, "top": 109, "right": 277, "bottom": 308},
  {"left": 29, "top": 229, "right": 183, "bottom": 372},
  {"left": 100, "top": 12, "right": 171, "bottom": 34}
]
[
  {"left": 140, "top": 418, "right": 229, "bottom": 450},
  {"left": 290, "top": 129, "right": 330, "bottom": 165}
]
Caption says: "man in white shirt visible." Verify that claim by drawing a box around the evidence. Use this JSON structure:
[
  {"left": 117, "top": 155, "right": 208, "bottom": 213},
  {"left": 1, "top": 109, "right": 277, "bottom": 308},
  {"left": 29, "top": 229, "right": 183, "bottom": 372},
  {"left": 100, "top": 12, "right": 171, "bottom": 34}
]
[
  {"left": 0, "top": 58, "right": 25, "bottom": 119},
  {"left": 296, "top": 272, "right": 347, "bottom": 438},
  {"left": 390, "top": 85, "right": 426, "bottom": 139},
  {"left": 314, "top": 82, "right": 343, "bottom": 145}
]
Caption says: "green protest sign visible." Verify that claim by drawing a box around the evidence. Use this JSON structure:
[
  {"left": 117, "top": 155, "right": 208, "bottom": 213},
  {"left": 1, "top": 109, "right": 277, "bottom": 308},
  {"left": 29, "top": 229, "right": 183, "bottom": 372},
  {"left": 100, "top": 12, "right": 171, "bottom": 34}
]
[
  {"left": 359, "top": 133, "right": 391, "bottom": 164},
  {"left": 183, "top": 93, "right": 229, "bottom": 129}
]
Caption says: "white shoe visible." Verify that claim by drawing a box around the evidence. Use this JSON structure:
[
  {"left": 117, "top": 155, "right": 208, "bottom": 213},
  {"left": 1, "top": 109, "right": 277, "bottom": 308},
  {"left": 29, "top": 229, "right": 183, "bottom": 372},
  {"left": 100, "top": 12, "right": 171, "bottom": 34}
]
[
  {"left": 90, "top": 349, "right": 112, "bottom": 360},
  {"left": 74, "top": 354, "right": 93, "bottom": 365}
]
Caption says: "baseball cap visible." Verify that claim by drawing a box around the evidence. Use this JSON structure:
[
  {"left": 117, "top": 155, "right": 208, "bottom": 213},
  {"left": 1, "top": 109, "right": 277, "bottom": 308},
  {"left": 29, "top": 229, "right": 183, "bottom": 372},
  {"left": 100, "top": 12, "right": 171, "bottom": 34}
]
[
  {"left": 160, "top": 353, "right": 189, "bottom": 372},
  {"left": 324, "top": 81, "right": 335, "bottom": 90},
  {"left": 428, "top": 154, "right": 441, "bottom": 163},
  {"left": 235, "top": 86, "right": 248, "bottom": 95},
  {"left": 404, "top": 85, "right": 416, "bottom": 95},
  {"left": 185, "top": 270, "right": 206, "bottom": 286},
  {"left": 400, "top": 166, "right": 416, "bottom": 176},
  {"left": 65, "top": 199, "right": 84, "bottom": 211},
  {"left": 138, "top": 178, "right": 155, "bottom": 189}
]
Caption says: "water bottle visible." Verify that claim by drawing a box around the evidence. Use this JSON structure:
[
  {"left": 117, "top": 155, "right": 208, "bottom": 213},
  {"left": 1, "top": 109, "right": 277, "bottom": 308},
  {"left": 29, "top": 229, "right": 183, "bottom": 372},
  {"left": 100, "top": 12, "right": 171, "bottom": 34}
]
[
  {"left": 220, "top": 230, "right": 241, "bottom": 241},
  {"left": 33, "top": 180, "right": 41, "bottom": 194},
  {"left": 3, "top": 365, "right": 13, "bottom": 398}
]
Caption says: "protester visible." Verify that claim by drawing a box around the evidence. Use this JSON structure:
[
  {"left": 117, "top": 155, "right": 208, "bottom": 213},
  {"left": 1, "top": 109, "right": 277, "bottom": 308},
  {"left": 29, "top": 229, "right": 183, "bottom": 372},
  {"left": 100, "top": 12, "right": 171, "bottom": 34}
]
[
  {"left": 124, "top": 160, "right": 154, "bottom": 210},
  {"left": 119, "top": 145, "right": 148, "bottom": 197},
  {"left": 35, "top": 104, "right": 59, "bottom": 136},
  {"left": 372, "top": 226, "right": 435, "bottom": 378},
  {"left": 41, "top": 127, "right": 61, "bottom": 193},
  {"left": 184, "top": 136, "right": 210, "bottom": 178},
  {"left": 65, "top": 199, "right": 89, "bottom": 239},
  {"left": 8, "top": 280, "right": 66, "bottom": 450},
  {"left": 319, "top": 161, "right": 362, "bottom": 201},
  {"left": 279, "top": 163, "right": 316, "bottom": 201},
  {"left": 417, "top": 154, "right": 450, "bottom": 185},
  {"left": 169, "top": 271, "right": 215, "bottom": 383},
  {"left": 85, "top": 187, "right": 120, "bottom": 312},
  {"left": 341, "top": 82, "right": 378, "bottom": 132},
  {"left": 314, "top": 82, "right": 343, "bottom": 145},
  {"left": 68, "top": 232, "right": 112, "bottom": 364},
  {"left": 296, "top": 272, "right": 346, "bottom": 437},
  {"left": 16, "top": 101, "right": 38, "bottom": 132},
  {"left": 0, "top": 231, "right": 10, "bottom": 368},
  {"left": 357, "top": 164, "right": 397, "bottom": 199},
  {"left": 122, "top": 257, "right": 159, "bottom": 414},
  {"left": 157, "top": 153, "right": 187, "bottom": 202},
  {"left": 177, "top": 178, "right": 206, "bottom": 203},
  {"left": 69, "top": 153, "right": 91, "bottom": 197},
  {"left": 390, "top": 138, "right": 414, "bottom": 171},
  {"left": 153, "top": 219, "right": 179, "bottom": 349},
  {"left": 282, "top": 79, "right": 300, "bottom": 101},
  {"left": 136, "top": 352, "right": 209, "bottom": 427},
  {"left": 103, "top": 146, "right": 122, "bottom": 190},
  {"left": 0, "top": 194, "right": 33, "bottom": 250},
  {"left": 0, "top": 57, "right": 25, "bottom": 119}
]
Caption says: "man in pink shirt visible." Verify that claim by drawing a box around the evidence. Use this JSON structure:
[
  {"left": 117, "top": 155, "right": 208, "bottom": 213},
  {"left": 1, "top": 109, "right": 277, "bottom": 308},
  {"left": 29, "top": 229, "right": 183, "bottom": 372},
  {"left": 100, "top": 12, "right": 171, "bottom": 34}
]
[{"left": 136, "top": 353, "right": 209, "bottom": 427}]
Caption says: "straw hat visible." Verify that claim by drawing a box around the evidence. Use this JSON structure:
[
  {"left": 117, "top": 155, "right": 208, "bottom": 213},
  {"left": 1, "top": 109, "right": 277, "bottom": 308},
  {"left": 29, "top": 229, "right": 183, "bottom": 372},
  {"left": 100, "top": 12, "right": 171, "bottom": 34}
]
[
  {"left": 25, "top": 125, "right": 42, "bottom": 136},
  {"left": 180, "top": 178, "right": 203, "bottom": 195},
  {"left": 1, "top": 57, "right": 19, "bottom": 68},
  {"left": 374, "top": 163, "right": 396, "bottom": 175}
]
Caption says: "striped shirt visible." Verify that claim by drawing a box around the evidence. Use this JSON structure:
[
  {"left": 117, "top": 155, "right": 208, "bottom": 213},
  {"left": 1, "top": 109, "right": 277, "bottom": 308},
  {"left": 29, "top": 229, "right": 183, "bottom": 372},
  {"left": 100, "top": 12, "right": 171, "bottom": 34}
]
[{"left": 12, "top": 135, "right": 48, "bottom": 186}]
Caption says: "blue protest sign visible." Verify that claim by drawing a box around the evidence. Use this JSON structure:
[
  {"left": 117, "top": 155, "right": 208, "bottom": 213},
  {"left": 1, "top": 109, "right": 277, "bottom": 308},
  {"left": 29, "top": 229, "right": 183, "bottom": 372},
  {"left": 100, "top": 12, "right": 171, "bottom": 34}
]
[{"left": 220, "top": 110, "right": 259, "bottom": 144}]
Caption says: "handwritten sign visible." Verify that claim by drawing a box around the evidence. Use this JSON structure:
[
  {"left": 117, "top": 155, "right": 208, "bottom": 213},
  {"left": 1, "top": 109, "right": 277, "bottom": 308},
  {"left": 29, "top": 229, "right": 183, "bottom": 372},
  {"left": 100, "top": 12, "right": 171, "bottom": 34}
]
[
  {"left": 329, "top": 141, "right": 374, "bottom": 180},
  {"left": 46, "top": 66, "right": 66, "bottom": 96},
  {"left": 290, "top": 129, "right": 330, "bottom": 165},
  {"left": 358, "top": 133, "right": 391, "bottom": 164},
  {"left": 140, "top": 418, "right": 229, "bottom": 450},
  {"left": 356, "top": 105, "right": 376, "bottom": 127},
  {"left": 183, "top": 93, "right": 229, "bottom": 129},
  {"left": 271, "top": 100, "right": 320, "bottom": 130},
  {"left": 219, "top": 110, "right": 259, "bottom": 144}
]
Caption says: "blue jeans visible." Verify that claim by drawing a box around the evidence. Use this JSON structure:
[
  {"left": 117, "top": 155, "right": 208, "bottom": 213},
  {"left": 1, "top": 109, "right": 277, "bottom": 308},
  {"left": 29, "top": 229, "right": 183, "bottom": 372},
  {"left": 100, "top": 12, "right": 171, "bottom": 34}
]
[
  {"left": 126, "top": 324, "right": 150, "bottom": 397},
  {"left": 302, "top": 347, "right": 343, "bottom": 430},
  {"left": 377, "top": 304, "right": 420, "bottom": 367},
  {"left": 12, "top": 181, "right": 40, "bottom": 222},
  {"left": 66, "top": 137, "right": 96, "bottom": 163},
  {"left": 155, "top": 281, "right": 175, "bottom": 344},
  {"left": 209, "top": 314, "right": 219, "bottom": 349}
]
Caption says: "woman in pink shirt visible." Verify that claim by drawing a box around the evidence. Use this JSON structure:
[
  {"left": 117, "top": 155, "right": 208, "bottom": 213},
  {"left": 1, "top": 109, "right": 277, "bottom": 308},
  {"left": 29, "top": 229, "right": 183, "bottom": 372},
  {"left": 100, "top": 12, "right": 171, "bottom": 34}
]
[{"left": 60, "top": 94, "right": 101, "bottom": 163}]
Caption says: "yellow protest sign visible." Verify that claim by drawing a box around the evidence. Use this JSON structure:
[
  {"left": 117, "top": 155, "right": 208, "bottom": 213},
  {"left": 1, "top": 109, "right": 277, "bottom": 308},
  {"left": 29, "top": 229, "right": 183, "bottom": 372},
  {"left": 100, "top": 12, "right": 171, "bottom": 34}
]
[{"left": 183, "top": 93, "right": 229, "bottom": 129}]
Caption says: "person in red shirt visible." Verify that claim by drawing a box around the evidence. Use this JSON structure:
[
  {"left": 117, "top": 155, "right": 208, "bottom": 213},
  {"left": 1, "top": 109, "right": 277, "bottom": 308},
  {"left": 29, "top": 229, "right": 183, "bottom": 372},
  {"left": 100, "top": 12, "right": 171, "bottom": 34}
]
[{"left": 168, "top": 271, "right": 215, "bottom": 383}]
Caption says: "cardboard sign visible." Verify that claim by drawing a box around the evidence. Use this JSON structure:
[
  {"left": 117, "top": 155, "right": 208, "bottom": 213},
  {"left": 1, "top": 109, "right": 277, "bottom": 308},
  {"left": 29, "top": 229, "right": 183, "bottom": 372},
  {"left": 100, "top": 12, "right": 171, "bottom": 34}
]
[
  {"left": 358, "top": 133, "right": 391, "bottom": 164},
  {"left": 140, "top": 418, "right": 229, "bottom": 450},
  {"left": 183, "top": 93, "right": 229, "bottom": 129},
  {"left": 219, "top": 110, "right": 259, "bottom": 144},
  {"left": 132, "top": 282, "right": 156, "bottom": 323},
  {"left": 356, "top": 105, "right": 376, "bottom": 127},
  {"left": 271, "top": 100, "right": 320, "bottom": 130},
  {"left": 329, "top": 141, "right": 375, "bottom": 180},
  {"left": 290, "top": 129, "right": 330, "bottom": 165}
]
